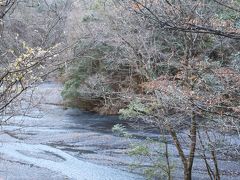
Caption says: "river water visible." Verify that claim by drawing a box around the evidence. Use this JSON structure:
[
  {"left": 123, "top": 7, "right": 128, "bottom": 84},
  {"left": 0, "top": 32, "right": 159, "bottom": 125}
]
[{"left": 0, "top": 82, "right": 239, "bottom": 180}]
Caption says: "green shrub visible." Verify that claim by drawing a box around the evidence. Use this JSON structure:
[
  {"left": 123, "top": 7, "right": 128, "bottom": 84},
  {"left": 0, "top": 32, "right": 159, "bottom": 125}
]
[{"left": 119, "top": 100, "right": 151, "bottom": 119}]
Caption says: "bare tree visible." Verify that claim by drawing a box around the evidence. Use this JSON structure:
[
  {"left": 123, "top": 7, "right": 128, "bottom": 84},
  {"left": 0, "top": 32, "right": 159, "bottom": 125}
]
[
  {"left": 115, "top": 0, "right": 240, "bottom": 179},
  {"left": 0, "top": 0, "right": 75, "bottom": 124}
]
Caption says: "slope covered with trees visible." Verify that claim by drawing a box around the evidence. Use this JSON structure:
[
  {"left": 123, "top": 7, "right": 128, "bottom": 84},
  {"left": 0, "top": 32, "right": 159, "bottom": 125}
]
[
  {"left": 61, "top": 0, "right": 240, "bottom": 179},
  {"left": 1, "top": 0, "right": 239, "bottom": 179}
]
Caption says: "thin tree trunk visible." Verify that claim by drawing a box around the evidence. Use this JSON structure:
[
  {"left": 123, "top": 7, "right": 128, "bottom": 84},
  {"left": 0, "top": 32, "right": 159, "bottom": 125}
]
[
  {"left": 198, "top": 131, "right": 214, "bottom": 180},
  {"left": 184, "top": 112, "right": 197, "bottom": 180},
  {"left": 206, "top": 131, "right": 220, "bottom": 180},
  {"left": 164, "top": 103, "right": 197, "bottom": 180},
  {"left": 166, "top": 123, "right": 188, "bottom": 176},
  {"left": 164, "top": 139, "right": 172, "bottom": 180},
  {"left": 159, "top": 124, "right": 172, "bottom": 180}
]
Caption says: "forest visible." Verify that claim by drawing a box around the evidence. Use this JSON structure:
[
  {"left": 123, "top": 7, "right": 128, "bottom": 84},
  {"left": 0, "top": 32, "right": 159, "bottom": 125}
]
[{"left": 0, "top": 0, "right": 240, "bottom": 180}]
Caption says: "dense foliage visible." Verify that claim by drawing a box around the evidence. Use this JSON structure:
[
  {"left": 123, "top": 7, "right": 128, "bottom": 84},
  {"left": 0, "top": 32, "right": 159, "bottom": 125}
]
[
  {"left": 61, "top": 0, "right": 240, "bottom": 179},
  {"left": 1, "top": 0, "right": 239, "bottom": 179}
]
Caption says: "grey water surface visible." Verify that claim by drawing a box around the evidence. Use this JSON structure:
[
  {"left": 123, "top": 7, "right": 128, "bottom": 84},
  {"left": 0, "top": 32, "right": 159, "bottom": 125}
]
[
  {"left": 0, "top": 82, "right": 143, "bottom": 180},
  {"left": 0, "top": 82, "right": 239, "bottom": 180}
]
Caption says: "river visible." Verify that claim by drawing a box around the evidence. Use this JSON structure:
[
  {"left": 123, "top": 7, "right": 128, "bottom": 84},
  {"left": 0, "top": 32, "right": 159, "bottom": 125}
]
[{"left": 0, "top": 82, "right": 239, "bottom": 180}]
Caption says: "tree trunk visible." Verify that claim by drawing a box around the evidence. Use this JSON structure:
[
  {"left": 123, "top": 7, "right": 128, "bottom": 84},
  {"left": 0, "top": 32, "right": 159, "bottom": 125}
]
[
  {"left": 165, "top": 111, "right": 197, "bottom": 180},
  {"left": 184, "top": 170, "right": 191, "bottom": 180},
  {"left": 183, "top": 112, "right": 197, "bottom": 180}
]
